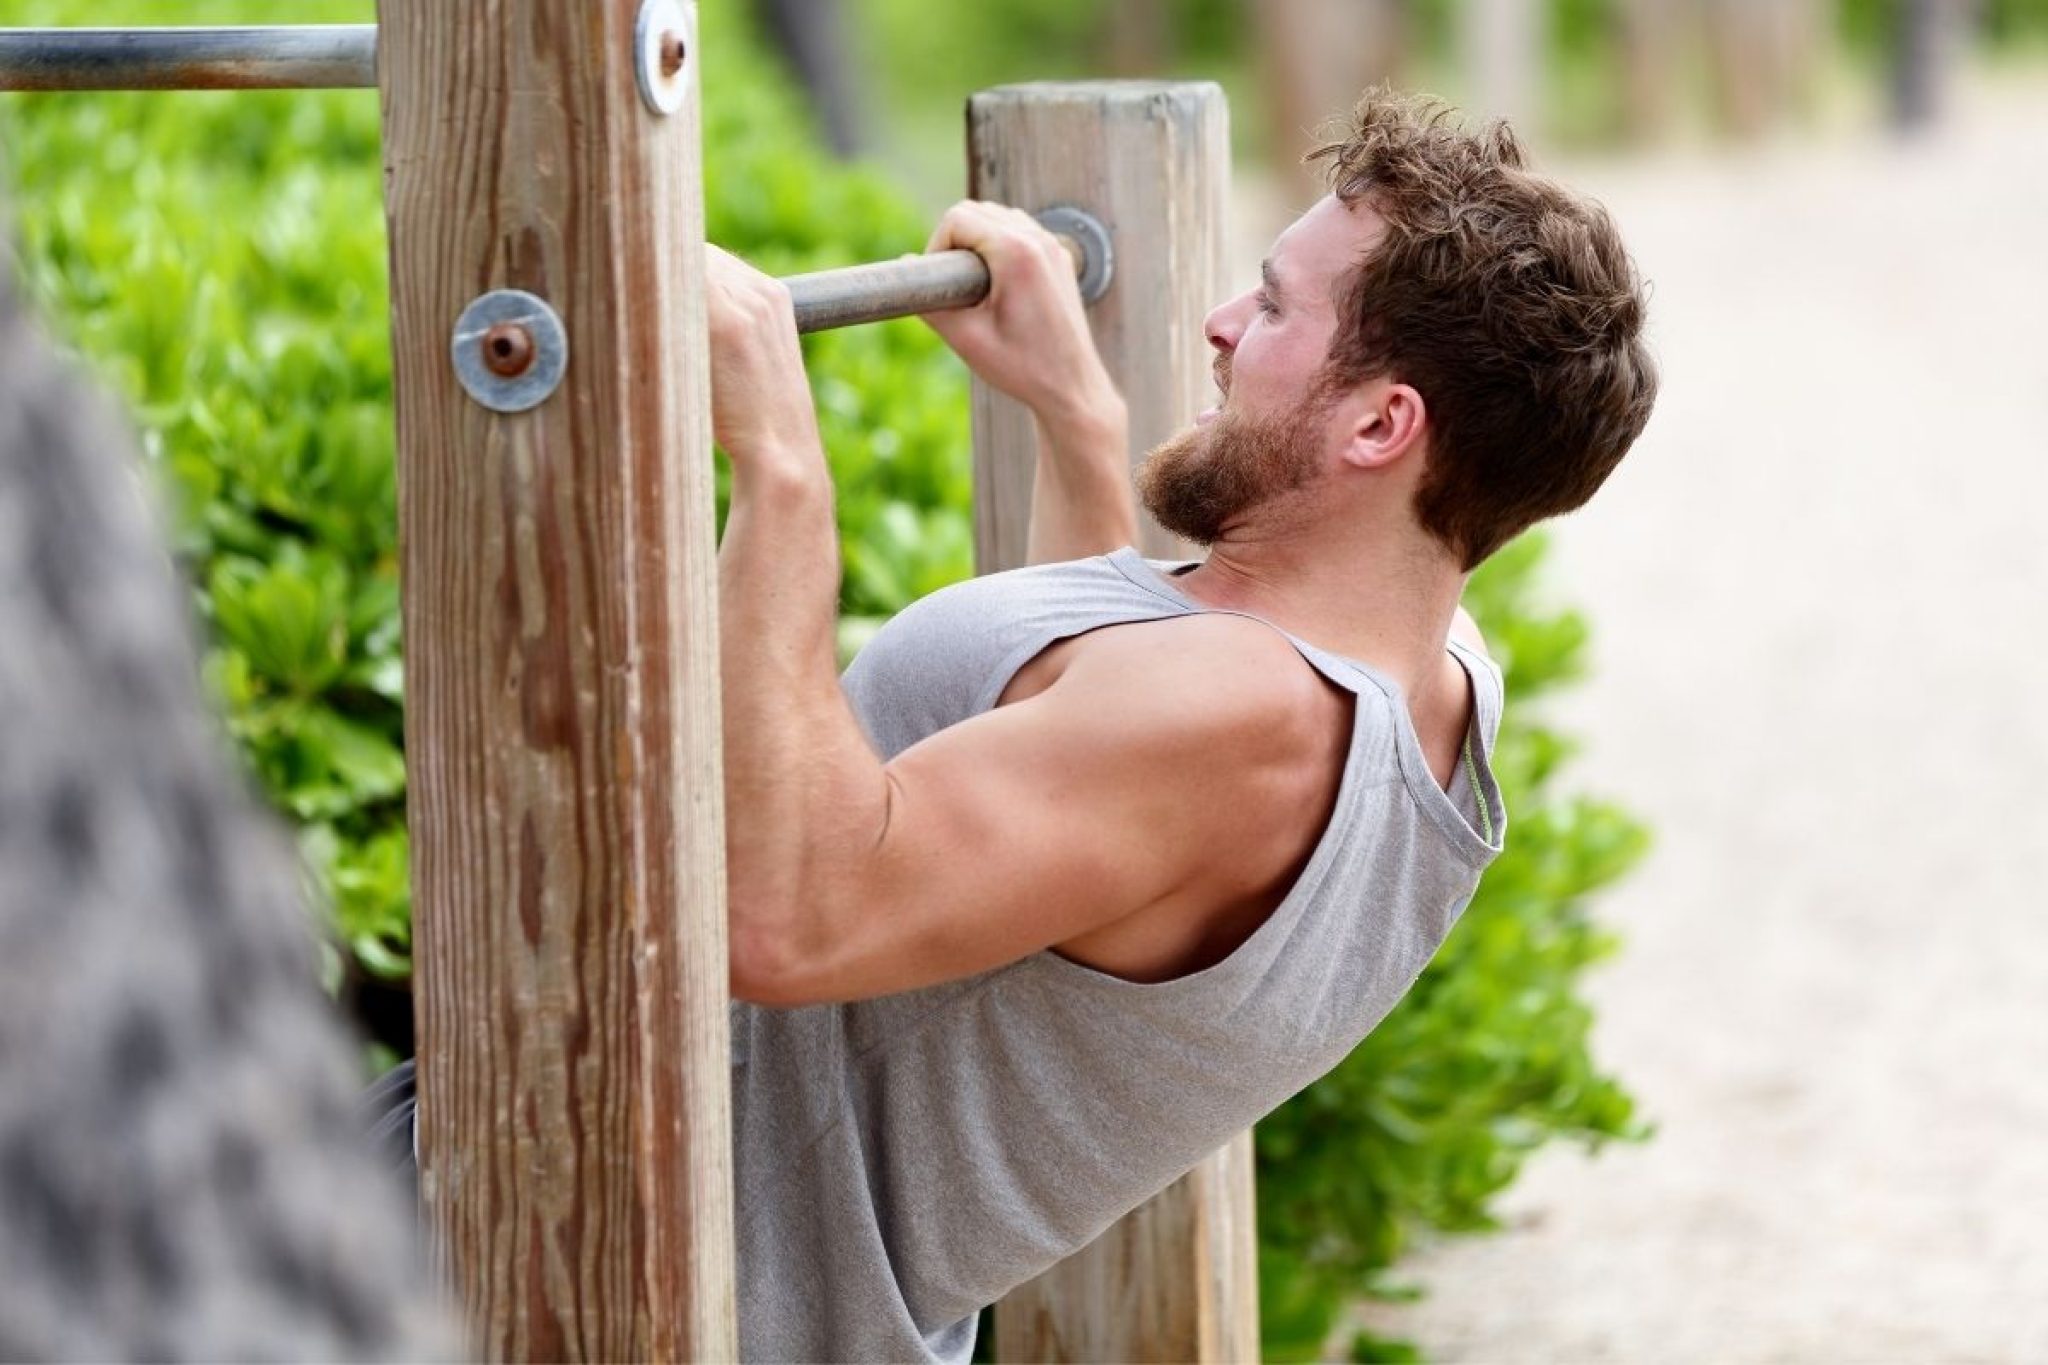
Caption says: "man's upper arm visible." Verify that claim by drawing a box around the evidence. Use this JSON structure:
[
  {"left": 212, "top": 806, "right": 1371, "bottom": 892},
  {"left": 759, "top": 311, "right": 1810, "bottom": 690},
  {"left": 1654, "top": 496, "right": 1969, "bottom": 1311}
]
[{"left": 750, "top": 616, "right": 1326, "bottom": 1005}]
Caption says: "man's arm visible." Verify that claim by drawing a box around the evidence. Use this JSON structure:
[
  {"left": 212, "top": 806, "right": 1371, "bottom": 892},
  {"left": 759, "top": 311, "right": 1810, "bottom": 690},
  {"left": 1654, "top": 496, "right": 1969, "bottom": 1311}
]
[
  {"left": 920, "top": 201, "right": 1137, "bottom": 564},
  {"left": 708, "top": 248, "right": 1326, "bottom": 1006}
]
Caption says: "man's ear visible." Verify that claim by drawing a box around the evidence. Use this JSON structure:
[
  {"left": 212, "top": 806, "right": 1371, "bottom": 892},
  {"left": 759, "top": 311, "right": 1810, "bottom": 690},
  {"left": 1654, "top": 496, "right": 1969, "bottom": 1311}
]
[{"left": 1341, "top": 381, "right": 1426, "bottom": 472}]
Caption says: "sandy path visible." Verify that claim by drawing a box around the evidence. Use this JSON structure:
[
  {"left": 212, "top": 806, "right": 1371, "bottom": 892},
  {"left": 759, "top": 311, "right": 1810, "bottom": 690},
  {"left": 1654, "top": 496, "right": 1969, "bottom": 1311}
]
[{"left": 1330, "top": 78, "right": 2048, "bottom": 1363}]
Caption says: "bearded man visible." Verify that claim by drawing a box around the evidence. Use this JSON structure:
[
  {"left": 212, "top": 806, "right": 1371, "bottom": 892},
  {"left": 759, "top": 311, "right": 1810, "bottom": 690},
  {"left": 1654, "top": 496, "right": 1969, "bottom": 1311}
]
[{"left": 706, "top": 88, "right": 1655, "bottom": 1364}]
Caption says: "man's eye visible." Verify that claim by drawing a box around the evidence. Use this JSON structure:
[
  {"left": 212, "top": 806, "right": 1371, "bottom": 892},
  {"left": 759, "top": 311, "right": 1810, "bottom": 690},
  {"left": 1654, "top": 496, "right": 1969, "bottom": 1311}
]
[{"left": 1255, "top": 293, "right": 1279, "bottom": 316}]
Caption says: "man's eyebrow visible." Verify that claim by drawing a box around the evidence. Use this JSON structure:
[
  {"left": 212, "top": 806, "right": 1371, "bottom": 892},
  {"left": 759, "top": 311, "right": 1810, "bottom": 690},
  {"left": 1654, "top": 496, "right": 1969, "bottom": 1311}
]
[{"left": 1260, "top": 258, "right": 1283, "bottom": 298}]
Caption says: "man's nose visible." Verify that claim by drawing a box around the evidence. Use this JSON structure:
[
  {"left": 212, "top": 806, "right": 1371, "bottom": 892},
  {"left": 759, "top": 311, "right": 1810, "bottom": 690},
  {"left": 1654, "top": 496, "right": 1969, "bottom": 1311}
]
[{"left": 1203, "top": 292, "right": 1248, "bottom": 354}]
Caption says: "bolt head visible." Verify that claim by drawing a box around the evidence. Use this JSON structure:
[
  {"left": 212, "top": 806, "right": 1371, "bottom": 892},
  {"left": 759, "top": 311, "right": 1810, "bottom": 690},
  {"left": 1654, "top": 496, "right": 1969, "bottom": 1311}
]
[
  {"left": 659, "top": 30, "right": 686, "bottom": 78},
  {"left": 481, "top": 323, "right": 535, "bottom": 378}
]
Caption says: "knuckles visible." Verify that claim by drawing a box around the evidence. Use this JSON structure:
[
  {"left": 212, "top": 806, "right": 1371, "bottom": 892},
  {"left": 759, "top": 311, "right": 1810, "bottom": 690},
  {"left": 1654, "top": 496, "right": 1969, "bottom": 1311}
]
[{"left": 708, "top": 272, "right": 794, "bottom": 343}]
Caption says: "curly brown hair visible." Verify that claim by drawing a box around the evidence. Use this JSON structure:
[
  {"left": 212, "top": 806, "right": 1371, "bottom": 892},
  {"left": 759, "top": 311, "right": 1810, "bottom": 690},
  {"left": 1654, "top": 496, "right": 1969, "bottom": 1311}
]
[{"left": 1308, "top": 90, "right": 1658, "bottom": 569}]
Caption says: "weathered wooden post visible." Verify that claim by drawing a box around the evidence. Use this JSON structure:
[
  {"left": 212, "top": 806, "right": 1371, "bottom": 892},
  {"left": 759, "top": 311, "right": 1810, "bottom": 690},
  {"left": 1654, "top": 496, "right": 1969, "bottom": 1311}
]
[
  {"left": 967, "top": 82, "right": 1259, "bottom": 1363},
  {"left": 378, "top": 0, "right": 735, "bottom": 1357}
]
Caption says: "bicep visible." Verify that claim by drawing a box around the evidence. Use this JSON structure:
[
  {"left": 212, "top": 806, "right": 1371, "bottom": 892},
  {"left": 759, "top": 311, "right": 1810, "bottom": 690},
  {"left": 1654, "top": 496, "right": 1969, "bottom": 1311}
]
[
  {"left": 796, "top": 685, "right": 1201, "bottom": 1001},
  {"left": 779, "top": 636, "right": 1309, "bottom": 1005}
]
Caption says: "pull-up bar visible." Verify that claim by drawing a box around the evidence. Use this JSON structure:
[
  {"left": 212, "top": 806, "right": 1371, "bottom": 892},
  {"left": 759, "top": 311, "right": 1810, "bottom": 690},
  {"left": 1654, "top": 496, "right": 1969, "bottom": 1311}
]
[
  {"left": 788, "top": 206, "right": 1113, "bottom": 331},
  {"left": 0, "top": 26, "right": 1115, "bottom": 330},
  {"left": 0, "top": 26, "right": 376, "bottom": 91}
]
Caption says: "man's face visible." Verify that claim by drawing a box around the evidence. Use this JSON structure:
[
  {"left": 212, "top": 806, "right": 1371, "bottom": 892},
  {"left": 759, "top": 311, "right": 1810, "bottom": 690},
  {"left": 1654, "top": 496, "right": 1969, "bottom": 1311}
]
[{"left": 1138, "top": 195, "right": 1384, "bottom": 544}]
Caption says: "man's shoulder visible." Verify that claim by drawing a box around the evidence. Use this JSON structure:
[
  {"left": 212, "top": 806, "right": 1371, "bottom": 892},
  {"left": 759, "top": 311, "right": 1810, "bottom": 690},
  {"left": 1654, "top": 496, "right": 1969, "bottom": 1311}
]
[
  {"left": 1072, "top": 610, "right": 1329, "bottom": 700},
  {"left": 1046, "top": 612, "right": 1349, "bottom": 783}
]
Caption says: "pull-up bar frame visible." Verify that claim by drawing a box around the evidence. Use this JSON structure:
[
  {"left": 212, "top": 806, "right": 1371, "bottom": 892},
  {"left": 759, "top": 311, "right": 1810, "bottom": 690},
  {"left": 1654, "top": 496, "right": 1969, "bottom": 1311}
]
[
  {"left": 3, "top": 10, "right": 1244, "bottom": 1361},
  {"left": 0, "top": 26, "right": 1114, "bottom": 334}
]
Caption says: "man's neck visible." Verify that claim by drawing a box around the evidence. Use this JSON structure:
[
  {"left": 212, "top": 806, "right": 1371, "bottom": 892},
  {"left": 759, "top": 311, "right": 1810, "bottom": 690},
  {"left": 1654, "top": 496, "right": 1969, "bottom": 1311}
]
[{"left": 1167, "top": 517, "right": 1468, "bottom": 705}]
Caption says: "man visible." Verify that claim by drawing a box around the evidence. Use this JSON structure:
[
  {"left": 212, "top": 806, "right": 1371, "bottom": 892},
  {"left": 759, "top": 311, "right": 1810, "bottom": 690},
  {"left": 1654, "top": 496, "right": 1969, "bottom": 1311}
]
[{"left": 711, "top": 87, "right": 1655, "bottom": 1363}]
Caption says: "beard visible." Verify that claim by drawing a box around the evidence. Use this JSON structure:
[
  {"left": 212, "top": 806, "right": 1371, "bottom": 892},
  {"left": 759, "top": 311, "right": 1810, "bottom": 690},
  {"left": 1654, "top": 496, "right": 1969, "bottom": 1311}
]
[{"left": 1135, "top": 398, "right": 1327, "bottom": 545}]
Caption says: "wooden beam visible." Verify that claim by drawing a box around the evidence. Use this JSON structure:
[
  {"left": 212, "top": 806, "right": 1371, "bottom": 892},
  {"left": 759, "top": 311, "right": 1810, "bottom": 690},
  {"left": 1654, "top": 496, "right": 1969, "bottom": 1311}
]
[
  {"left": 378, "top": 1, "right": 734, "bottom": 1358},
  {"left": 965, "top": 80, "right": 1226, "bottom": 568},
  {"left": 966, "top": 81, "right": 1258, "bottom": 1364}
]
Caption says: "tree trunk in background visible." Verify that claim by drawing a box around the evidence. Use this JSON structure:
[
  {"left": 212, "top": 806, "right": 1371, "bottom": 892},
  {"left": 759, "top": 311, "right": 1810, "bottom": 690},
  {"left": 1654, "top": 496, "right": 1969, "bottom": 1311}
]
[
  {"left": 755, "top": 0, "right": 868, "bottom": 157},
  {"left": 1769, "top": 0, "right": 1833, "bottom": 123},
  {"left": 1461, "top": 0, "right": 1543, "bottom": 136},
  {"left": 1687, "top": 0, "right": 1830, "bottom": 139},
  {"left": 1107, "top": 0, "right": 1170, "bottom": 77},
  {"left": 1894, "top": 0, "right": 1969, "bottom": 130},
  {"left": 1702, "top": 0, "right": 1777, "bottom": 137},
  {"left": 1616, "top": 0, "right": 1679, "bottom": 141},
  {"left": 1252, "top": 0, "right": 1410, "bottom": 204}
]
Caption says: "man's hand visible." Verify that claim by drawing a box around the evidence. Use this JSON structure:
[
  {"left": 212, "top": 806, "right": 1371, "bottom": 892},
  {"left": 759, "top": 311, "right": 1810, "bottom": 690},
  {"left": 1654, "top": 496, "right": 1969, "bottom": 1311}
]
[
  {"left": 920, "top": 201, "right": 1136, "bottom": 562},
  {"left": 705, "top": 245, "right": 825, "bottom": 483},
  {"left": 920, "top": 201, "right": 1119, "bottom": 427}
]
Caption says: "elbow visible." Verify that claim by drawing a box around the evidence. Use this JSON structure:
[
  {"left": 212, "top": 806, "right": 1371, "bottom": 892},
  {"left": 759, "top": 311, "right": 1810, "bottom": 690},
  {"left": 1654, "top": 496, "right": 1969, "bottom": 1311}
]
[
  {"left": 728, "top": 915, "right": 815, "bottom": 1007},
  {"left": 727, "top": 797, "right": 889, "bottom": 1006},
  {"left": 729, "top": 886, "right": 860, "bottom": 1006}
]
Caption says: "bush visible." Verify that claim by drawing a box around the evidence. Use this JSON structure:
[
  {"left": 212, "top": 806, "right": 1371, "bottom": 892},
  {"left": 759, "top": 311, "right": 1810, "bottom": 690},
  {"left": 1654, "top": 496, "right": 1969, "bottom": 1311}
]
[
  {"left": 4, "top": 4, "right": 1645, "bottom": 1352},
  {"left": 1255, "top": 532, "right": 1648, "bottom": 1361},
  {"left": 1, "top": 0, "right": 973, "bottom": 1013}
]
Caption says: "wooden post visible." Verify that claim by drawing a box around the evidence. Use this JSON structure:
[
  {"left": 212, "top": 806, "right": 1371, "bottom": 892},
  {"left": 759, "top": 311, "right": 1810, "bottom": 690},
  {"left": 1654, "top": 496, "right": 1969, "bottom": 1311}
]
[
  {"left": 378, "top": 1, "right": 735, "bottom": 1358},
  {"left": 966, "top": 82, "right": 1258, "bottom": 1363}
]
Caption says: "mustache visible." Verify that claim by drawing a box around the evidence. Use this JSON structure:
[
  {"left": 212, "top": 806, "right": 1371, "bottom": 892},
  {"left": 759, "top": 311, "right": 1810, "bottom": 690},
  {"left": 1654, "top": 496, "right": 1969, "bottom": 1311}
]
[{"left": 1212, "top": 356, "right": 1231, "bottom": 395}]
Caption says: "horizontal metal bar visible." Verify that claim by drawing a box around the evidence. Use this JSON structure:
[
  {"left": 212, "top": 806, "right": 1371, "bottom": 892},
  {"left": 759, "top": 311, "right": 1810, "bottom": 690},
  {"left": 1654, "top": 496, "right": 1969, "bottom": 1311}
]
[
  {"left": 787, "top": 251, "right": 992, "bottom": 334},
  {"left": 788, "top": 231, "right": 1095, "bottom": 334},
  {"left": 0, "top": 26, "right": 375, "bottom": 92}
]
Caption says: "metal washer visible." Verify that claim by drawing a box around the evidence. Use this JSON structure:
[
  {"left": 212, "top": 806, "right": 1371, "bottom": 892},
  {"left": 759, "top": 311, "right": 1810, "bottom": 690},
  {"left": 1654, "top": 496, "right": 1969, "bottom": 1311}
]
[
  {"left": 1035, "top": 205, "right": 1114, "bottom": 304},
  {"left": 634, "top": 0, "right": 691, "bottom": 115},
  {"left": 451, "top": 289, "right": 568, "bottom": 414}
]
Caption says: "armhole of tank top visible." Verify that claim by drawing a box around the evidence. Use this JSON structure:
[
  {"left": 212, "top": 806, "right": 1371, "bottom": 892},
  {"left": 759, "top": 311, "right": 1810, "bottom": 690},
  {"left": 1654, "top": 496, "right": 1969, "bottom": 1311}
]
[
  {"left": 1452, "top": 732, "right": 1495, "bottom": 845},
  {"left": 1446, "top": 638, "right": 1504, "bottom": 751}
]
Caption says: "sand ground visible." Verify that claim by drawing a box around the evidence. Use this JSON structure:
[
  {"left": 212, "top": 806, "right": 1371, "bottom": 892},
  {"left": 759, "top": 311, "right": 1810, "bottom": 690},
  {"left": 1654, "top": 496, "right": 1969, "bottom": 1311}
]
[{"left": 1302, "top": 77, "right": 2048, "bottom": 1365}]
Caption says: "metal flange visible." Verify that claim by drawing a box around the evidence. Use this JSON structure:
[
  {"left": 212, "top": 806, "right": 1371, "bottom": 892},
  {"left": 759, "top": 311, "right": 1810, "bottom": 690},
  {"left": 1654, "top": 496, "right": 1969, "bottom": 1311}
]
[
  {"left": 1035, "top": 205, "right": 1114, "bottom": 304},
  {"left": 634, "top": 0, "right": 692, "bottom": 115},
  {"left": 451, "top": 290, "right": 568, "bottom": 414}
]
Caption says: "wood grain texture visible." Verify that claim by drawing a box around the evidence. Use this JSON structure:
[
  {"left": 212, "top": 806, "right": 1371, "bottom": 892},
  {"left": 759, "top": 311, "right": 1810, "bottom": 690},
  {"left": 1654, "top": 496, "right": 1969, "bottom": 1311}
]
[
  {"left": 967, "top": 82, "right": 1260, "bottom": 1365},
  {"left": 378, "top": 2, "right": 734, "bottom": 1358},
  {"left": 966, "top": 81, "right": 1227, "bottom": 571},
  {"left": 992, "top": 1132, "right": 1261, "bottom": 1365}
]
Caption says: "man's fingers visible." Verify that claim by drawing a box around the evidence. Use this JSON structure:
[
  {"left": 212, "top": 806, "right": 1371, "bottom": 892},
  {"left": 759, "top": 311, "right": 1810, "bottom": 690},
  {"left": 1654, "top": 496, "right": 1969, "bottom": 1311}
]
[
  {"left": 703, "top": 243, "right": 797, "bottom": 347},
  {"left": 926, "top": 200, "right": 1004, "bottom": 255},
  {"left": 927, "top": 199, "right": 1064, "bottom": 270}
]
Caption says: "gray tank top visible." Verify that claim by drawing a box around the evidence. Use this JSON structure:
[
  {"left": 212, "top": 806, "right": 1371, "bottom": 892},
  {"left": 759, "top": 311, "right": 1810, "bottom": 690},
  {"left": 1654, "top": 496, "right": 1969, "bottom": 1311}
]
[{"left": 729, "top": 547, "right": 1505, "bottom": 1363}]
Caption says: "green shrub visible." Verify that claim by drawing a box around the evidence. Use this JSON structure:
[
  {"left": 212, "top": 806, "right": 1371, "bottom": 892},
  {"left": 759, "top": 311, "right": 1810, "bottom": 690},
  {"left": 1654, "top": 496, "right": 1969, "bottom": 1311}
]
[
  {"left": 1256, "top": 532, "right": 1649, "bottom": 1361},
  {"left": 1, "top": 0, "right": 973, "bottom": 999},
  {"left": 3, "top": 5, "right": 1644, "bottom": 1352}
]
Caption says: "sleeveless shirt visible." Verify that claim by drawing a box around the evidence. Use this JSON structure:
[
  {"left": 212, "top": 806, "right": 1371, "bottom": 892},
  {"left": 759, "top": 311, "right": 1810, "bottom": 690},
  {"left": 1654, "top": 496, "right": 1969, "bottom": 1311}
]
[{"left": 729, "top": 547, "right": 1506, "bottom": 1363}]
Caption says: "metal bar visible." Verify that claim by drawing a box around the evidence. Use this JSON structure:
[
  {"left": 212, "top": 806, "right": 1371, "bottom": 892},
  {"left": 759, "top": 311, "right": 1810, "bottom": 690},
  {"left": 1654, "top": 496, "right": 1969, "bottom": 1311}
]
[
  {"left": 0, "top": 26, "right": 375, "bottom": 92},
  {"left": 788, "top": 223, "right": 1101, "bottom": 334},
  {"left": 787, "top": 250, "right": 993, "bottom": 334}
]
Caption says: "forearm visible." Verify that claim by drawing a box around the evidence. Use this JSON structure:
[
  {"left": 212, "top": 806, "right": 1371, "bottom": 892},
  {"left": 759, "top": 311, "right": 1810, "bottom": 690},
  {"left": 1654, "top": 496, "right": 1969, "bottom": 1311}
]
[
  {"left": 716, "top": 451, "right": 886, "bottom": 986},
  {"left": 1026, "top": 390, "right": 1136, "bottom": 566}
]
